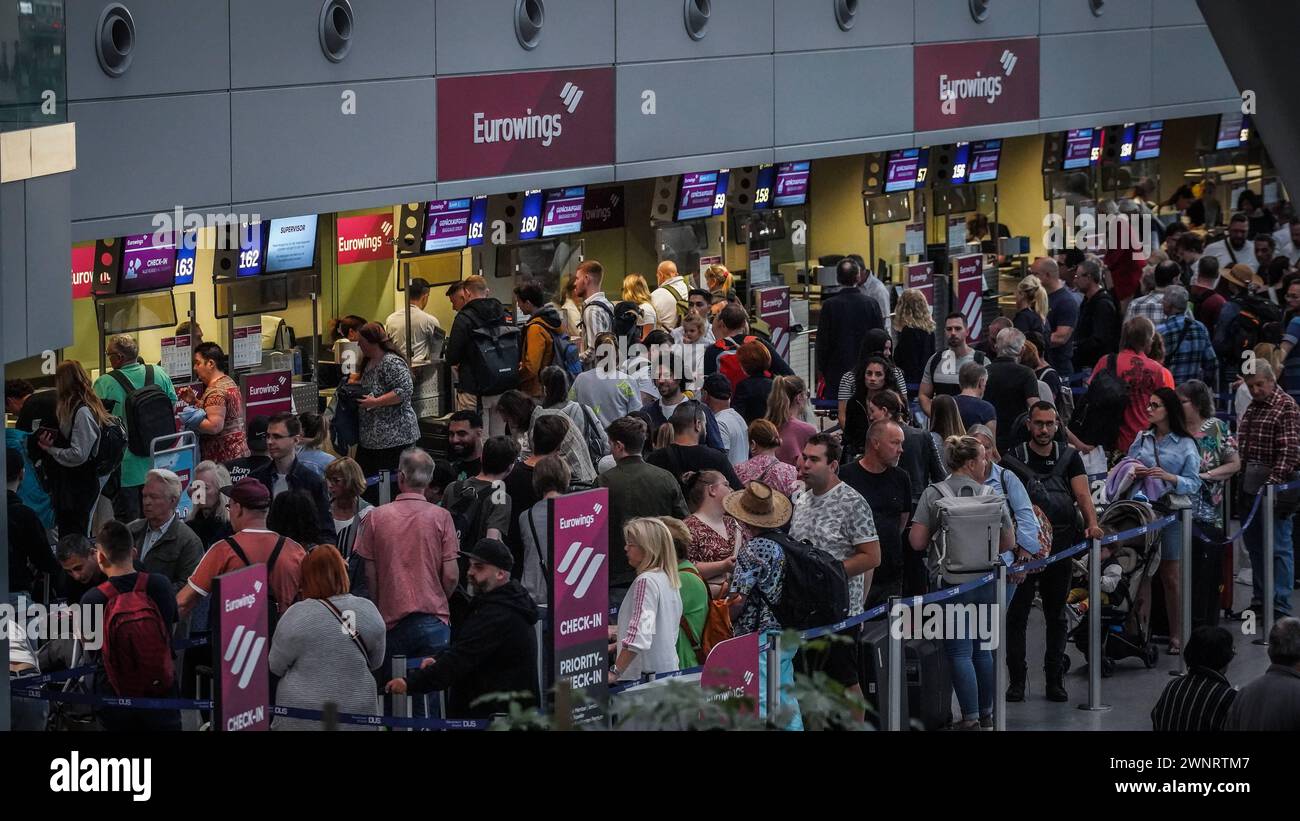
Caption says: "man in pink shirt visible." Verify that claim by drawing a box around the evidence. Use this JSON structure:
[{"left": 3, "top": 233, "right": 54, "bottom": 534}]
[{"left": 354, "top": 447, "right": 460, "bottom": 682}]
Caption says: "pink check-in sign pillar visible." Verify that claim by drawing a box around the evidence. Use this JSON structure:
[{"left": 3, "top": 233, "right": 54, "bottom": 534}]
[
  {"left": 952, "top": 254, "right": 985, "bottom": 344},
  {"left": 700, "top": 632, "right": 761, "bottom": 716},
  {"left": 549, "top": 487, "right": 610, "bottom": 726},
  {"left": 213, "top": 563, "right": 270, "bottom": 732}
]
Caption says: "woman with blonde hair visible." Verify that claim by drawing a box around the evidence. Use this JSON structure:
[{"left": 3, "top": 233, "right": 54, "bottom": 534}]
[
  {"left": 556, "top": 273, "right": 583, "bottom": 340},
  {"left": 1014, "top": 274, "right": 1049, "bottom": 340},
  {"left": 610, "top": 517, "right": 684, "bottom": 683},
  {"left": 765, "top": 375, "right": 817, "bottom": 466},
  {"left": 37, "top": 360, "right": 115, "bottom": 536},
  {"left": 893, "top": 289, "right": 937, "bottom": 392},
  {"left": 622, "top": 273, "right": 658, "bottom": 340},
  {"left": 704, "top": 263, "right": 734, "bottom": 301}
]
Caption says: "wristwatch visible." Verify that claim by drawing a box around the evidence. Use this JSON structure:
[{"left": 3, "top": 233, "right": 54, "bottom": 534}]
[{"left": 609, "top": 664, "right": 621, "bottom": 679}]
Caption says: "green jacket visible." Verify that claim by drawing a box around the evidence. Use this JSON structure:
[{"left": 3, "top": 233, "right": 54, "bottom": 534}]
[
  {"left": 93, "top": 363, "right": 178, "bottom": 488},
  {"left": 597, "top": 457, "right": 688, "bottom": 587}
]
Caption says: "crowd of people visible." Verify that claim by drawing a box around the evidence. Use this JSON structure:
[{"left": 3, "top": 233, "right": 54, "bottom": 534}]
[{"left": 7, "top": 215, "right": 1300, "bottom": 731}]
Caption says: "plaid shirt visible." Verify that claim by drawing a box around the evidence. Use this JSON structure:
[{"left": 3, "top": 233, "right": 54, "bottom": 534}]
[
  {"left": 1125, "top": 290, "right": 1167, "bottom": 326},
  {"left": 1156, "top": 314, "right": 1217, "bottom": 385},
  {"left": 1238, "top": 386, "right": 1300, "bottom": 484}
]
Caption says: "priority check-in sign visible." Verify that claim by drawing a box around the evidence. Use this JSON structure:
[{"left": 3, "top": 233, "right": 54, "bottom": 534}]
[{"left": 549, "top": 488, "right": 610, "bottom": 726}]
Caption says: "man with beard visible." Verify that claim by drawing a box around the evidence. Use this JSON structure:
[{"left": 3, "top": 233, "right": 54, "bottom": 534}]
[
  {"left": 1204, "top": 213, "right": 1258, "bottom": 274},
  {"left": 447, "top": 409, "right": 484, "bottom": 481},
  {"left": 919, "top": 312, "right": 987, "bottom": 418},
  {"left": 385, "top": 538, "right": 539, "bottom": 718},
  {"left": 1001, "top": 402, "right": 1103, "bottom": 703},
  {"left": 640, "top": 355, "right": 726, "bottom": 452},
  {"left": 838, "top": 420, "right": 911, "bottom": 609}
]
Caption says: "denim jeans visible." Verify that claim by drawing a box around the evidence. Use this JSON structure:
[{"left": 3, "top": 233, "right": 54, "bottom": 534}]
[
  {"left": 382, "top": 613, "right": 452, "bottom": 719},
  {"left": 943, "top": 583, "right": 998, "bottom": 721},
  {"left": 1244, "top": 513, "right": 1295, "bottom": 617},
  {"left": 757, "top": 641, "right": 803, "bottom": 731}
]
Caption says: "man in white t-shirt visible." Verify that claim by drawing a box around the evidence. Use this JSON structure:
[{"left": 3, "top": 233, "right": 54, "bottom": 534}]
[
  {"left": 650, "top": 260, "right": 690, "bottom": 331},
  {"left": 701, "top": 374, "right": 748, "bottom": 465},
  {"left": 1204, "top": 213, "right": 1258, "bottom": 272},
  {"left": 1272, "top": 217, "right": 1300, "bottom": 265}
]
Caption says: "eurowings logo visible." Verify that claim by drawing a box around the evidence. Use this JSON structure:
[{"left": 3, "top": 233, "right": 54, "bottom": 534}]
[
  {"left": 743, "top": 670, "right": 754, "bottom": 686},
  {"left": 593, "top": 502, "right": 603, "bottom": 516},
  {"left": 380, "top": 219, "right": 393, "bottom": 236},
  {"left": 560, "top": 82, "right": 584, "bottom": 114},
  {"left": 557, "top": 541, "right": 604, "bottom": 600},
  {"left": 253, "top": 580, "right": 263, "bottom": 594},
  {"left": 1000, "top": 49, "right": 1018, "bottom": 76},
  {"left": 225, "top": 625, "right": 266, "bottom": 690}
]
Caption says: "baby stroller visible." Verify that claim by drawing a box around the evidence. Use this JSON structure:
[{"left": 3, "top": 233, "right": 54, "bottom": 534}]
[{"left": 1066, "top": 499, "right": 1163, "bottom": 675}]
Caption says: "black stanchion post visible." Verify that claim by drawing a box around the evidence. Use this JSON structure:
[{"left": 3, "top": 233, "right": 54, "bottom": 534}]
[
  {"left": 1079, "top": 535, "right": 1111, "bottom": 712},
  {"left": 765, "top": 630, "right": 780, "bottom": 726},
  {"left": 1180, "top": 509, "right": 1193, "bottom": 675},
  {"left": 379, "top": 470, "right": 392, "bottom": 506},
  {"left": 886, "top": 595, "right": 903, "bottom": 732},
  {"left": 391, "top": 654, "right": 410, "bottom": 730},
  {"left": 1257, "top": 484, "right": 1276, "bottom": 646},
  {"left": 995, "top": 565, "right": 1007, "bottom": 731}
]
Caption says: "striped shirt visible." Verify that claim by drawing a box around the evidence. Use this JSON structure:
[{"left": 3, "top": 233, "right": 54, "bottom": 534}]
[{"left": 1150, "top": 668, "right": 1237, "bottom": 732}]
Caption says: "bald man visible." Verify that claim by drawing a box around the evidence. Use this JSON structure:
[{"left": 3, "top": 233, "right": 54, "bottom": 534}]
[{"left": 650, "top": 261, "right": 689, "bottom": 330}]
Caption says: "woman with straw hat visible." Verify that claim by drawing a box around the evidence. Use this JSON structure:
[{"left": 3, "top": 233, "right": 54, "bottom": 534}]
[{"left": 722, "top": 481, "right": 802, "bottom": 729}]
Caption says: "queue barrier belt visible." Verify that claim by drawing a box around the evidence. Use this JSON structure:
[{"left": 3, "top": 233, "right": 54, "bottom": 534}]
[{"left": 11, "top": 688, "right": 489, "bottom": 730}]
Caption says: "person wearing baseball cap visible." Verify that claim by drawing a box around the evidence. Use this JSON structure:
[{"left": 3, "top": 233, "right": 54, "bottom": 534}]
[
  {"left": 386, "top": 538, "right": 540, "bottom": 718},
  {"left": 176, "top": 477, "right": 307, "bottom": 619},
  {"left": 700, "top": 373, "right": 748, "bottom": 465}
]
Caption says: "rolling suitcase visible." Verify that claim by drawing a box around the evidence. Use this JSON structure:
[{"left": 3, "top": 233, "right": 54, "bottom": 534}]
[{"left": 859, "top": 621, "right": 954, "bottom": 731}]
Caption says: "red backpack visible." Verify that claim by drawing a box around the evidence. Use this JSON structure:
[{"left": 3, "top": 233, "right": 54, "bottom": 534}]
[
  {"left": 98, "top": 573, "right": 175, "bottom": 697},
  {"left": 714, "top": 335, "right": 763, "bottom": 389}
]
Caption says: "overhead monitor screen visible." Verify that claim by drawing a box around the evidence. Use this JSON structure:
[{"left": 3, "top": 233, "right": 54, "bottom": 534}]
[
  {"left": 265, "top": 214, "right": 319, "bottom": 272},
  {"left": 1216, "top": 112, "right": 1250, "bottom": 150},
  {"left": 712, "top": 169, "right": 731, "bottom": 216},
  {"left": 423, "top": 197, "right": 488, "bottom": 252},
  {"left": 676, "top": 171, "right": 722, "bottom": 221},
  {"left": 541, "top": 187, "right": 586, "bottom": 238},
  {"left": 517, "top": 189, "right": 544, "bottom": 242},
  {"left": 238, "top": 223, "right": 266, "bottom": 277},
  {"left": 772, "top": 162, "right": 810, "bottom": 207},
  {"left": 118, "top": 232, "right": 178, "bottom": 294},
  {"left": 884, "top": 148, "right": 928, "bottom": 193},
  {"left": 173, "top": 231, "right": 198, "bottom": 286},
  {"left": 951, "top": 140, "right": 1001, "bottom": 184},
  {"left": 1132, "top": 121, "right": 1163, "bottom": 161},
  {"left": 1062, "top": 128, "right": 1097, "bottom": 170}
]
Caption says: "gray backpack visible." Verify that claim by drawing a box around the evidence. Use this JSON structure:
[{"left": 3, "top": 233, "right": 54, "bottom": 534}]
[{"left": 929, "top": 483, "right": 1006, "bottom": 585}]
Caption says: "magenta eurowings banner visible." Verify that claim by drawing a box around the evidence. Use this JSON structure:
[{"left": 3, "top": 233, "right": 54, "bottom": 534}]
[
  {"left": 700, "top": 632, "right": 760, "bottom": 716},
  {"left": 213, "top": 563, "right": 270, "bottom": 732},
  {"left": 549, "top": 487, "right": 610, "bottom": 725},
  {"left": 952, "top": 253, "right": 985, "bottom": 344}
]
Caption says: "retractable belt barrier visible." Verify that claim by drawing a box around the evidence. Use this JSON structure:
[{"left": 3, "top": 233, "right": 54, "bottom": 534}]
[{"left": 11, "top": 688, "right": 489, "bottom": 731}]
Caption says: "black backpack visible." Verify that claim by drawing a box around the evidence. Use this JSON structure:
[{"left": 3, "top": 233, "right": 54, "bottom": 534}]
[
  {"left": 1068, "top": 352, "right": 1128, "bottom": 450},
  {"left": 93, "top": 416, "right": 128, "bottom": 479},
  {"left": 465, "top": 320, "right": 521, "bottom": 397},
  {"left": 443, "top": 480, "right": 499, "bottom": 627},
  {"left": 1001, "top": 443, "right": 1084, "bottom": 537},
  {"left": 208, "top": 534, "right": 289, "bottom": 636},
  {"left": 752, "top": 529, "right": 849, "bottom": 630},
  {"left": 1222, "top": 294, "right": 1283, "bottom": 361},
  {"left": 108, "top": 366, "right": 176, "bottom": 457}
]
